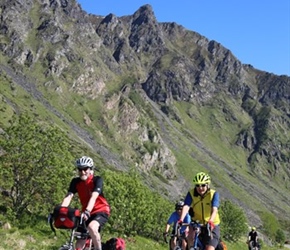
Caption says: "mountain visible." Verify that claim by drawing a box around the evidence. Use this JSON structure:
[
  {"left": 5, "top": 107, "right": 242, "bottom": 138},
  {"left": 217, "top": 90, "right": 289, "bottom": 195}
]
[{"left": 0, "top": 0, "right": 289, "bottom": 229}]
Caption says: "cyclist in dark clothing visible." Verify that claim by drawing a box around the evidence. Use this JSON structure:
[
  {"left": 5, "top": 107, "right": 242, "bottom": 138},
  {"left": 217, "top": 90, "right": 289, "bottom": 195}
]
[
  {"left": 61, "top": 156, "right": 110, "bottom": 250},
  {"left": 248, "top": 227, "right": 258, "bottom": 250}
]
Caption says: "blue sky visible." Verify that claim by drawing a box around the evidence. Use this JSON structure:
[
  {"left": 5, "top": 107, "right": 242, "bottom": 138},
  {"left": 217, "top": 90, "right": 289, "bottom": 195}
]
[{"left": 77, "top": 0, "right": 290, "bottom": 76}]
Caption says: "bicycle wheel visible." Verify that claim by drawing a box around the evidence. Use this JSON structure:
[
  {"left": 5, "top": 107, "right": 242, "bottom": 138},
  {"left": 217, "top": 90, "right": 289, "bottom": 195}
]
[
  {"left": 169, "top": 238, "right": 172, "bottom": 250},
  {"left": 248, "top": 242, "right": 254, "bottom": 250},
  {"left": 83, "top": 239, "right": 93, "bottom": 250}
]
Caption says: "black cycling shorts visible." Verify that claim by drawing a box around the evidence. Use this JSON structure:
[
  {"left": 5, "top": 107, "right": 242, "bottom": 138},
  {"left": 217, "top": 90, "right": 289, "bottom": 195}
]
[
  {"left": 200, "top": 225, "right": 220, "bottom": 248},
  {"left": 86, "top": 212, "right": 109, "bottom": 227},
  {"left": 77, "top": 212, "right": 109, "bottom": 234}
]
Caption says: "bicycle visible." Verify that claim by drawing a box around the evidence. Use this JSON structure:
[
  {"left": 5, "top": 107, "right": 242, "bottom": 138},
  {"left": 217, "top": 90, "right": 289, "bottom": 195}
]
[
  {"left": 177, "top": 221, "right": 211, "bottom": 250},
  {"left": 164, "top": 222, "right": 189, "bottom": 250},
  {"left": 58, "top": 218, "right": 93, "bottom": 250},
  {"left": 248, "top": 240, "right": 260, "bottom": 250},
  {"left": 49, "top": 210, "right": 93, "bottom": 250}
]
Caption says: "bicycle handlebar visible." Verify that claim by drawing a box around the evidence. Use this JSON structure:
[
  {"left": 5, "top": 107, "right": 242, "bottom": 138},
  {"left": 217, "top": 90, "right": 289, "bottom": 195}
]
[
  {"left": 73, "top": 215, "right": 90, "bottom": 239},
  {"left": 164, "top": 234, "right": 169, "bottom": 244},
  {"left": 163, "top": 222, "right": 186, "bottom": 244},
  {"left": 80, "top": 213, "right": 88, "bottom": 229},
  {"left": 164, "top": 220, "right": 212, "bottom": 246},
  {"left": 176, "top": 221, "right": 212, "bottom": 237}
]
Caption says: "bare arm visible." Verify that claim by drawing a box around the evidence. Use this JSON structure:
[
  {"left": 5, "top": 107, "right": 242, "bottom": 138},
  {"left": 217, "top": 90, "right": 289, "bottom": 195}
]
[
  {"left": 61, "top": 192, "right": 74, "bottom": 207},
  {"left": 85, "top": 191, "right": 99, "bottom": 212},
  {"left": 165, "top": 224, "right": 171, "bottom": 233},
  {"left": 208, "top": 206, "right": 218, "bottom": 222},
  {"left": 180, "top": 204, "right": 190, "bottom": 221}
]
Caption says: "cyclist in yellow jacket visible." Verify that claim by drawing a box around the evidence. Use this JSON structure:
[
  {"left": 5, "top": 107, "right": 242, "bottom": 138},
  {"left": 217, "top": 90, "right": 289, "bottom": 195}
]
[{"left": 178, "top": 172, "right": 220, "bottom": 250}]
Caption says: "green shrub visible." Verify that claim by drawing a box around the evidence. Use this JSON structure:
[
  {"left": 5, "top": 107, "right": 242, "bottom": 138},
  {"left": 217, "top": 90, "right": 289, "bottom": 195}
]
[
  {"left": 219, "top": 200, "right": 248, "bottom": 242},
  {"left": 102, "top": 169, "right": 172, "bottom": 240}
]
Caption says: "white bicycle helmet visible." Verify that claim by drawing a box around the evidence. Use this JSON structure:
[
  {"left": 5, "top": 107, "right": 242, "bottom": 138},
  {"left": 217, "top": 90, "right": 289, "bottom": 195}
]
[
  {"left": 175, "top": 200, "right": 184, "bottom": 210},
  {"left": 76, "top": 156, "right": 94, "bottom": 169}
]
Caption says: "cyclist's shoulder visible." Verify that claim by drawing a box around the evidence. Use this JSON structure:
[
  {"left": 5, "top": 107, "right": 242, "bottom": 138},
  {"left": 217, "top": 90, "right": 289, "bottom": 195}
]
[
  {"left": 92, "top": 175, "right": 104, "bottom": 187},
  {"left": 209, "top": 189, "right": 219, "bottom": 199},
  {"left": 170, "top": 211, "right": 179, "bottom": 218},
  {"left": 188, "top": 188, "right": 197, "bottom": 197},
  {"left": 209, "top": 188, "right": 218, "bottom": 194},
  {"left": 70, "top": 177, "right": 81, "bottom": 184},
  {"left": 167, "top": 211, "right": 178, "bottom": 222}
]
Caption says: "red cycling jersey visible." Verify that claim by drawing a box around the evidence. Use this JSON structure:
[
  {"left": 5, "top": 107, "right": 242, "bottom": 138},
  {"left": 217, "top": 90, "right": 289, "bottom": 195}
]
[{"left": 68, "top": 174, "right": 110, "bottom": 215}]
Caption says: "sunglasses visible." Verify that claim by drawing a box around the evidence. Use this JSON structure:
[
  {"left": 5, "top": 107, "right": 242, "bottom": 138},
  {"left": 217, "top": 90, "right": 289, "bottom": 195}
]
[
  {"left": 78, "top": 167, "right": 90, "bottom": 172},
  {"left": 195, "top": 184, "right": 207, "bottom": 188}
]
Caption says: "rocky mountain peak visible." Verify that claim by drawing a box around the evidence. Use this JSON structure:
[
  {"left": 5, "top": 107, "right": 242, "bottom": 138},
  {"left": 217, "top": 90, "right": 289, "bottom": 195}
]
[
  {"left": 0, "top": 0, "right": 290, "bottom": 225},
  {"left": 129, "top": 4, "right": 165, "bottom": 54},
  {"left": 132, "top": 4, "right": 155, "bottom": 25}
]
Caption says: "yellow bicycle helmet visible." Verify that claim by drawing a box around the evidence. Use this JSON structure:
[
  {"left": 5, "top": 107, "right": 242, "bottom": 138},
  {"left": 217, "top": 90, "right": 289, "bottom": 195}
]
[{"left": 193, "top": 172, "right": 211, "bottom": 185}]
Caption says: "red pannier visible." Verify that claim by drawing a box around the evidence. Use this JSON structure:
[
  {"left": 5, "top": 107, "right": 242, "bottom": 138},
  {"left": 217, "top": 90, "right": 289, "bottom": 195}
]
[
  {"left": 52, "top": 206, "right": 81, "bottom": 229},
  {"left": 104, "top": 237, "right": 126, "bottom": 250}
]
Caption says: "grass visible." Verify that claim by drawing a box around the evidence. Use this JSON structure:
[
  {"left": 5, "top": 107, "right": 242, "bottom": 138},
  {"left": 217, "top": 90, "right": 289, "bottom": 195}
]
[{"left": 0, "top": 226, "right": 287, "bottom": 250}]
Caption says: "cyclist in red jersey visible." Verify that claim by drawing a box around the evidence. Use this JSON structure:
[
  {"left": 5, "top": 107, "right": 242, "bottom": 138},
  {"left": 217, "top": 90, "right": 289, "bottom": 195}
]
[{"left": 61, "top": 156, "right": 110, "bottom": 250}]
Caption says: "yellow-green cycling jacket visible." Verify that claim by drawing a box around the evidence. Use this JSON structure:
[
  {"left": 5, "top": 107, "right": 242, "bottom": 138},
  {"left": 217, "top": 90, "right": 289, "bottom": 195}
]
[{"left": 184, "top": 188, "right": 220, "bottom": 225}]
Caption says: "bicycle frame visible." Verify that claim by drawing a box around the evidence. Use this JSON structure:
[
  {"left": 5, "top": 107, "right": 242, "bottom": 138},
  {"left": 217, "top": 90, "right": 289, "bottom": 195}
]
[
  {"left": 179, "top": 221, "right": 211, "bottom": 250},
  {"left": 249, "top": 240, "right": 259, "bottom": 250},
  {"left": 164, "top": 223, "right": 186, "bottom": 250},
  {"left": 58, "top": 217, "right": 93, "bottom": 250},
  {"left": 192, "top": 222, "right": 204, "bottom": 250}
]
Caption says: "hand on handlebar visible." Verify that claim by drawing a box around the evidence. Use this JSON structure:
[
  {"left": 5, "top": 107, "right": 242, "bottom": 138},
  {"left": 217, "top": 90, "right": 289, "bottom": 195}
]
[
  {"left": 207, "top": 221, "right": 215, "bottom": 230},
  {"left": 163, "top": 232, "right": 168, "bottom": 243},
  {"left": 82, "top": 210, "right": 90, "bottom": 221},
  {"left": 177, "top": 219, "right": 183, "bottom": 226}
]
